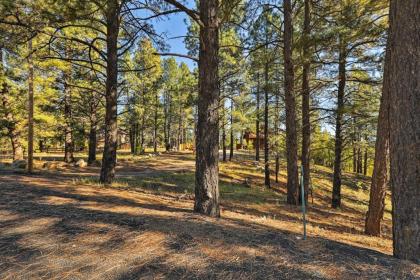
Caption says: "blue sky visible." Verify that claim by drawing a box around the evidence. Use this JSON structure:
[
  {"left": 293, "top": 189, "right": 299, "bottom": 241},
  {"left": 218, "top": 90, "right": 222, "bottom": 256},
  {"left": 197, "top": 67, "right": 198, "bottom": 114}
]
[{"left": 152, "top": 10, "right": 197, "bottom": 70}]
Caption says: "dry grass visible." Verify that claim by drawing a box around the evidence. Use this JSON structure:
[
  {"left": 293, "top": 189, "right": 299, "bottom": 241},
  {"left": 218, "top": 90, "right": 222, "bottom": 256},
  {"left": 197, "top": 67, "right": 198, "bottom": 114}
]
[{"left": 0, "top": 151, "right": 418, "bottom": 279}]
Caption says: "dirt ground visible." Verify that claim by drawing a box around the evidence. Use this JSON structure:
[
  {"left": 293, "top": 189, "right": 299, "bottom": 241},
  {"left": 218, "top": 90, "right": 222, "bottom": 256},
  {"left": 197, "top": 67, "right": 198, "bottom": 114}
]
[{"left": 0, "top": 152, "right": 419, "bottom": 279}]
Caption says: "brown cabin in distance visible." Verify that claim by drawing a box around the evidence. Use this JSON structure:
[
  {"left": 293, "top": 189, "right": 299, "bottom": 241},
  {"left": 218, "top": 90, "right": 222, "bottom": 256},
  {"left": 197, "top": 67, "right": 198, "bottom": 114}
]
[{"left": 243, "top": 131, "right": 265, "bottom": 150}]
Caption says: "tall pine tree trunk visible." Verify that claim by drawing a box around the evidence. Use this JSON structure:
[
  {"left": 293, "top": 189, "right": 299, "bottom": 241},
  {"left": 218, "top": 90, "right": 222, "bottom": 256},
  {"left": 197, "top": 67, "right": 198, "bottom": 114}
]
[
  {"left": 363, "top": 147, "right": 368, "bottom": 176},
  {"left": 178, "top": 96, "right": 183, "bottom": 150},
  {"left": 283, "top": 0, "right": 298, "bottom": 204},
  {"left": 88, "top": 101, "right": 97, "bottom": 164},
  {"left": 357, "top": 143, "right": 362, "bottom": 173},
  {"left": 275, "top": 78, "right": 280, "bottom": 183},
  {"left": 388, "top": 0, "right": 419, "bottom": 263},
  {"left": 100, "top": 0, "right": 119, "bottom": 184},
  {"left": 194, "top": 0, "right": 220, "bottom": 217},
  {"left": 365, "top": 36, "right": 390, "bottom": 236},
  {"left": 353, "top": 146, "right": 357, "bottom": 172},
  {"left": 300, "top": 0, "right": 311, "bottom": 203},
  {"left": 222, "top": 104, "right": 226, "bottom": 162},
  {"left": 27, "top": 39, "right": 34, "bottom": 173},
  {"left": 263, "top": 62, "right": 270, "bottom": 188},
  {"left": 229, "top": 100, "right": 233, "bottom": 161},
  {"left": 255, "top": 73, "right": 260, "bottom": 161},
  {"left": 153, "top": 91, "right": 158, "bottom": 153},
  {"left": 63, "top": 81, "right": 74, "bottom": 163},
  {"left": 332, "top": 40, "right": 346, "bottom": 208}
]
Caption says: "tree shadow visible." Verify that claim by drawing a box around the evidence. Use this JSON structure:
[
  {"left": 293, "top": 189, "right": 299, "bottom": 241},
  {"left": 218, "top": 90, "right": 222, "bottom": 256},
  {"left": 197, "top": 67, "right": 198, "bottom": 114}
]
[{"left": 0, "top": 174, "right": 415, "bottom": 279}]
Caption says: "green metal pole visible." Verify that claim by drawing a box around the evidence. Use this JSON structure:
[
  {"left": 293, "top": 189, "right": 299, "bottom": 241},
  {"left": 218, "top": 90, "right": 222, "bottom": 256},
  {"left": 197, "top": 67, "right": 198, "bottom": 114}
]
[{"left": 301, "top": 165, "right": 307, "bottom": 239}]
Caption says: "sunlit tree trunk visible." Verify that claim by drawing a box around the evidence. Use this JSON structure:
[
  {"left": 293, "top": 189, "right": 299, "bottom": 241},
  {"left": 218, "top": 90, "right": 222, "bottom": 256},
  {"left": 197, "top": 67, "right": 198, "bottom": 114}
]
[
  {"left": 63, "top": 79, "right": 74, "bottom": 163},
  {"left": 363, "top": 146, "right": 368, "bottom": 176},
  {"left": 27, "top": 39, "right": 34, "bottom": 173},
  {"left": 229, "top": 100, "right": 234, "bottom": 161},
  {"left": 100, "top": 0, "right": 119, "bottom": 184},
  {"left": 194, "top": 0, "right": 220, "bottom": 217},
  {"left": 222, "top": 104, "right": 226, "bottom": 162},
  {"left": 365, "top": 41, "right": 390, "bottom": 236},
  {"left": 388, "top": 0, "right": 419, "bottom": 263}
]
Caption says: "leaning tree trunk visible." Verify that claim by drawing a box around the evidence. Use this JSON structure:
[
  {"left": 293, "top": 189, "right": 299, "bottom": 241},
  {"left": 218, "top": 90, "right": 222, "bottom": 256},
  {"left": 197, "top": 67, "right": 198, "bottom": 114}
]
[
  {"left": 283, "top": 0, "right": 298, "bottom": 204},
  {"left": 365, "top": 39, "right": 390, "bottom": 236},
  {"left": 388, "top": 0, "right": 419, "bottom": 263},
  {"left": 100, "top": 0, "right": 119, "bottom": 184},
  {"left": 27, "top": 39, "right": 34, "bottom": 173},
  {"left": 300, "top": 0, "right": 311, "bottom": 204},
  {"left": 194, "top": 0, "right": 220, "bottom": 217},
  {"left": 332, "top": 40, "right": 346, "bottom": 208}
]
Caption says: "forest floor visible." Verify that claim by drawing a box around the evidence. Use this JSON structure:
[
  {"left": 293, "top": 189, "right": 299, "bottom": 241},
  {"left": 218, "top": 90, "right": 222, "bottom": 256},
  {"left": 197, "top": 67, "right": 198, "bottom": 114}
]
[{"left": 0, "top": 151, "right": 419, "bottom": 279}]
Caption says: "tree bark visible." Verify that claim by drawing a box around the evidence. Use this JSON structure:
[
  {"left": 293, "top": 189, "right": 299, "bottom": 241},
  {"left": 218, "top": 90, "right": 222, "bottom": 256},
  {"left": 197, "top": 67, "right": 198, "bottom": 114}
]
[
  {"left": 283, "top": 0, "right": 298, "bottom": 204},
  {"left": 332, "top": 39, "right": 346, "bottom": 208},
  {"left": 88, "top": 101, "right": 97, "bottom": 164},
  {"left": 140, "top": 98, "right": 146, "bottom": 153},
  {"left": 129, "top": 125, "right": 135, "bottom": 154},
  {"left": 27, "top": 39, "right": 34, "bottom": 173},
  {"left": 365, "top": 40, "right": 390, "bottom": 236},
  {"left": 388, "top": 0, "right": 419, "bottom": 263},
  {"left": 163, "top": 91, "right": 169, "bottom": 151},
  {"left": 229, "top": 100, "right": 234, "bottom": 161},
  {"left": 194, "top": 0, "right": 220, "bottom": 217},
  {"left": 275, "top": 77, "right": 280, "bottom": 183},
  {"left": 222, "top": 104, "right": 226, "bottom": 162},
  {"left": 255, "top": 73, "right": 260, "bottom": 160},
  {"left": 357, "top": 144, "right": 362, "bottom": 174},
  {"left": 363, "top": 147, "right": 368, "bottom": 176},
  {"left": 300, "top": 0, "right": 311, "bottom": 204},
  {"left": 166, "top": 93, "right": 172, "bottom": 151},
  {"left": 100, "top": 0, "right": 119, "bottom": 184},
  {"left": 63, "top": 76, "right": 74, "bottom": 163},
  {"left": 178, "top": 93, "right": 183, "bottom": 150},
  {"left": 353, "top": 144, "right": 357, "bottom": 173},
  {"left": 153, "top": 91, "right": 158, "bottom": 153},
  {"left": 263, "top": 62, "right": 270, "bottom": 188}
]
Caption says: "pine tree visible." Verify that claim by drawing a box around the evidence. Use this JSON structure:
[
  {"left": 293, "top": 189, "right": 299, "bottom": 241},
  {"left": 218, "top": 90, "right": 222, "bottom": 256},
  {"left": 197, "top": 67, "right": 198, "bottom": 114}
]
[{"left": 388, "top": 0, "right": 419, "bottom": 263}]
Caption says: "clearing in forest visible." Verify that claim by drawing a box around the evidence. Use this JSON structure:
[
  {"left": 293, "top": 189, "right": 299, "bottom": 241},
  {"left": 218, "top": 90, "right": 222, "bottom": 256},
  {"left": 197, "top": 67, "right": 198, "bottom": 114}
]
[{"left": 0, "top": 151, "right": 418, "bottom": 279}]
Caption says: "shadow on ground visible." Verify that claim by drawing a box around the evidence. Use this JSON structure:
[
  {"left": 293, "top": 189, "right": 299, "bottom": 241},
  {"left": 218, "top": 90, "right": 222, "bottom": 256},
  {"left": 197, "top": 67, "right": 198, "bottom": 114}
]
[{"left": 0, "top": 173, "right": 417, "bottom": 279}]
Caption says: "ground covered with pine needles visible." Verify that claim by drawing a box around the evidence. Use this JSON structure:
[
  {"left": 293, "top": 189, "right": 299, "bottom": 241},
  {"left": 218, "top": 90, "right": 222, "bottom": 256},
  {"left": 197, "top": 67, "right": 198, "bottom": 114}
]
[{"left": 0, "top": 151, "right": 419, "bottom": 279}]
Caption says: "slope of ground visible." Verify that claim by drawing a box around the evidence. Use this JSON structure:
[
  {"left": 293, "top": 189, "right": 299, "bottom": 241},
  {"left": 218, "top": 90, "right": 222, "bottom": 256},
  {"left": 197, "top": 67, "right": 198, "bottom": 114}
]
[{"left": 0, "top": 151, "right": 418, "bottom": 279}]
